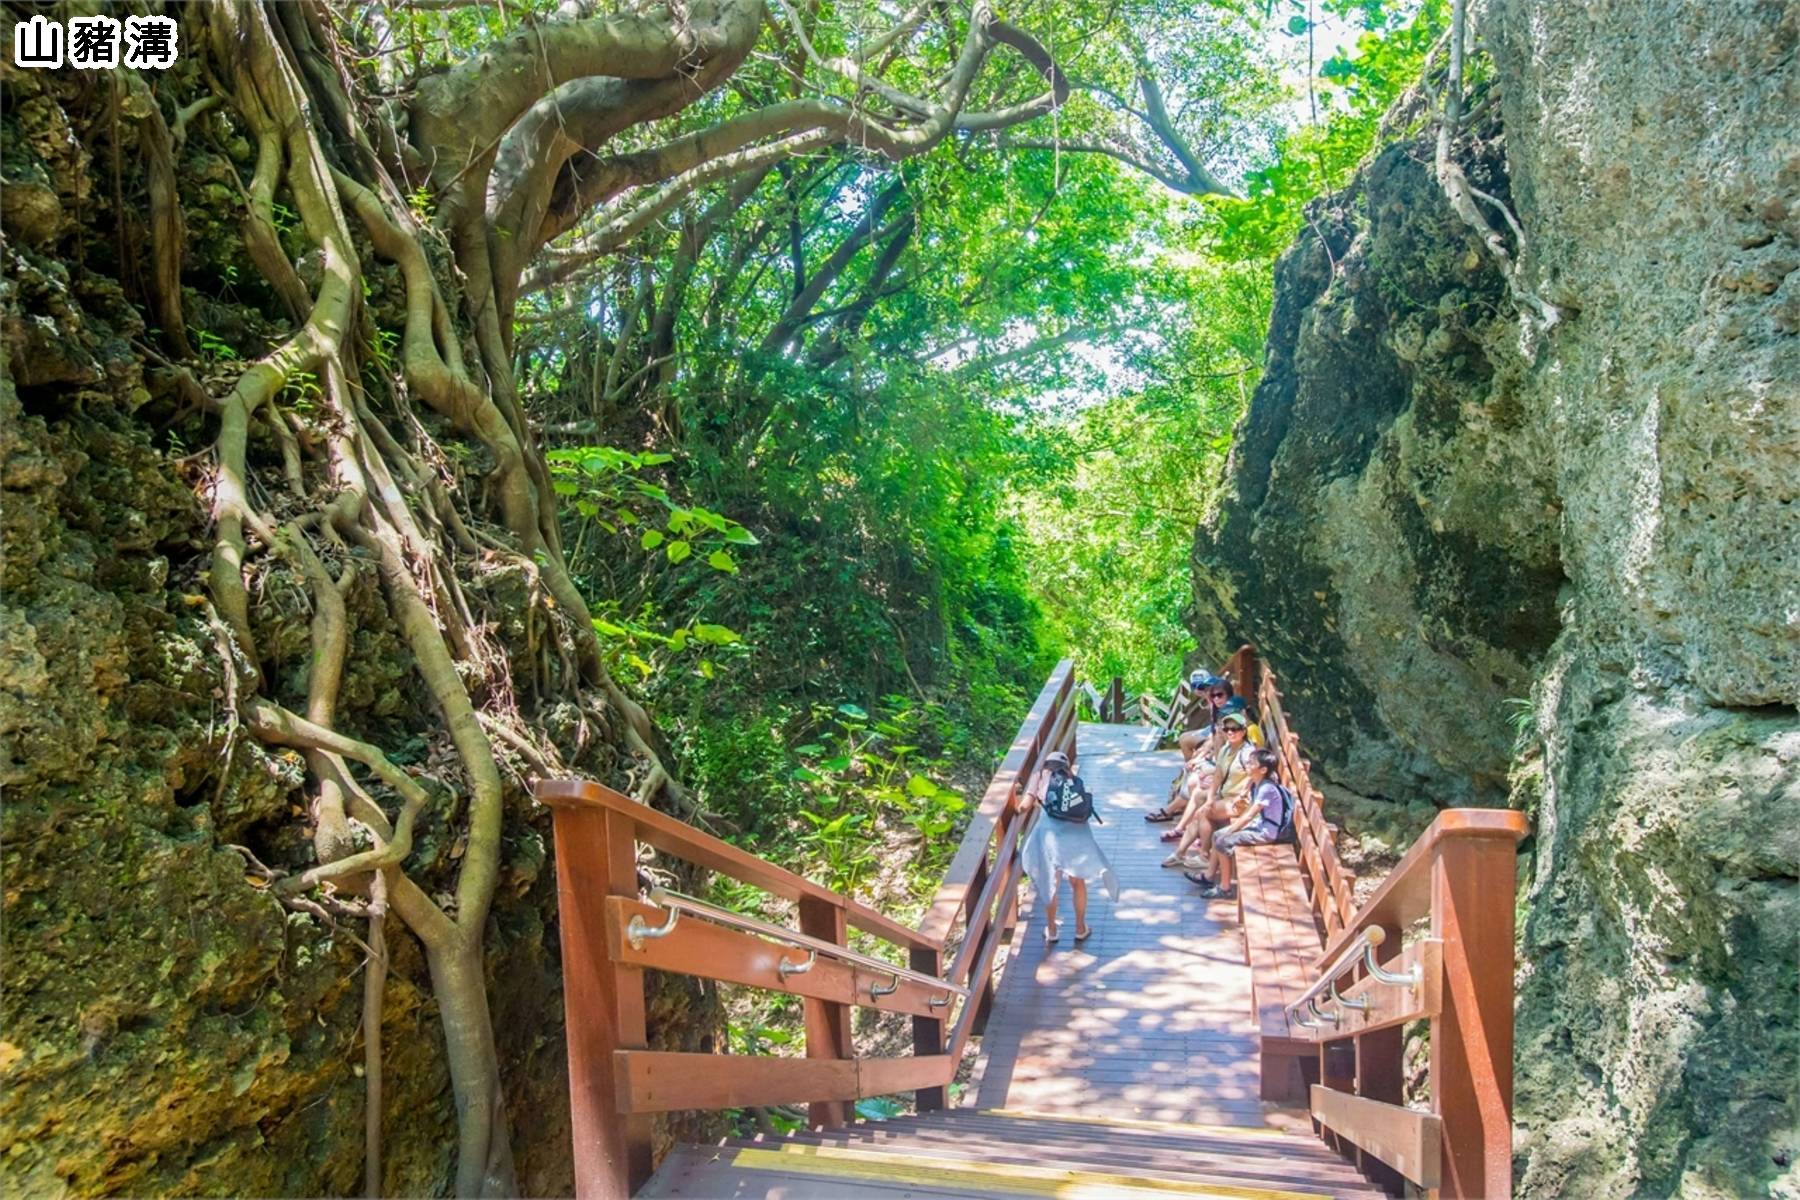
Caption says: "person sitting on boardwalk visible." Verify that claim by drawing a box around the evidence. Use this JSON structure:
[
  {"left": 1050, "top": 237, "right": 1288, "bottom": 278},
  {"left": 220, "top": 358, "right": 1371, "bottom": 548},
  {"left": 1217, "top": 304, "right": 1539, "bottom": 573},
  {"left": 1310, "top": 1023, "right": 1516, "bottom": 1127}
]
[
  {"left": 1019, "top": 749, "right": 1119, "bottom": 944},
  {"left": 1152, "top": 696, "right": 1265, "bottom": 844},
  {"left": 1187, "top": 749, "right": 1290, "bottom": 901},
  {"left": 1160, "top": 710, "right": 1258, "bottom": 867},
  {"left": 1175, "top": 673, "right": 1231, "bottom": 761},
  {"left": 1146, "top": 681, "right": 1247, "bottom": 824}
]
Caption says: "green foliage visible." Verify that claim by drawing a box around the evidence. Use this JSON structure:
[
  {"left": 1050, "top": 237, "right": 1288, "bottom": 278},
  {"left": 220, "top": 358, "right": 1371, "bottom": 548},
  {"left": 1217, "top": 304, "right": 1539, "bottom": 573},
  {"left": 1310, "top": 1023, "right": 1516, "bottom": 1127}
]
[
  {"left": 1013, "top": 0, "right": 1443, "bottom": 692},
  {"left": 1211, "top": 0, "right": 1448, "bottom": 262}
]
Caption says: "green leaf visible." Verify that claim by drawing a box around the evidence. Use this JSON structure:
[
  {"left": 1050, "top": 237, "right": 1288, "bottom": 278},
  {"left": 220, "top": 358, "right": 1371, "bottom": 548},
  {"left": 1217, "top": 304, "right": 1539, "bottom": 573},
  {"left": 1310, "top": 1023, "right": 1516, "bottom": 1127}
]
[
  {"left": 666, "top": 540, "right": 692, "bottom": 564},
  {"left": 793, "top": 743, "right": 827, "bottom": 756},
  {"left": 592, "top": 618, "right": 630, "bottom": 638},
  {"left": 837, "top": 703, "right": 869, "bottom": 720},
  {"left": 906, "top": 773, "right": 939, "bottom": 798},
  {"left": 706, "top": 549, "right": 739, "bottom": 574},
  {"left": 821, "top": 756, "right": 852, "bottom": 772},
  {"left": 792, "top": 766, "right": 823, "bottom": 782},
  {"left": 698, "top": 659, "right": 715, "bottom": 680},
  {"left": 721, "top": 525, "right": 761, "bottom": 545},
  {"left": 692, "top": 623, "right": 742, "bottom": 645},
  {"left": 640, "top": 529, "right": 665, "bottom": 550}
]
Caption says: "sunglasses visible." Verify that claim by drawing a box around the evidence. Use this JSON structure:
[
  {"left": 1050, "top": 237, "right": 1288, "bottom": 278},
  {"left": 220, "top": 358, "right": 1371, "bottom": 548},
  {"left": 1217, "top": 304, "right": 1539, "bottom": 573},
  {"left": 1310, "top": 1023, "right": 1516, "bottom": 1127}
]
[{"left": 1225, "top": 725, "right": 1247, "bottom": 734}]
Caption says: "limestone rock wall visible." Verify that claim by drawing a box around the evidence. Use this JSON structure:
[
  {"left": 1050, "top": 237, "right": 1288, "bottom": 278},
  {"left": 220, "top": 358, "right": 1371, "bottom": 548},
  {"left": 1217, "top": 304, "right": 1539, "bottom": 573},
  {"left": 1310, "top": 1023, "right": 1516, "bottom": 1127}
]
[
  {"left": 1488, "top": 1, "right": 1798, "bottom": 1194},
  {"left": 1191, "top": 1, "right": 1798, "bottom": 1193},
  {"left": 1191, "top": 121, "right": 1564, "bottom": 807}
]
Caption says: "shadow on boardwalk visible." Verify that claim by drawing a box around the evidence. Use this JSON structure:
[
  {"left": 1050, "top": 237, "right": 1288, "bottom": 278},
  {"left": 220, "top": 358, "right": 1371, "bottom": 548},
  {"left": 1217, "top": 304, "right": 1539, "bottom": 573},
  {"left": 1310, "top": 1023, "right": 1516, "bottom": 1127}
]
[{"left": 972, "top": 722, "right": 1300, "bottom": 1127}]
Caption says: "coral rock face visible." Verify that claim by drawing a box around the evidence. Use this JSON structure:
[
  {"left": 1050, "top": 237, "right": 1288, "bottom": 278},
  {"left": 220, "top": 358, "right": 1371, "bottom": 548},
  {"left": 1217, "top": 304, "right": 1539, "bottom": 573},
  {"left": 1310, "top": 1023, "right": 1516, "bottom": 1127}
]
[
  {"left": 1488, "top": 0, "right": 1799, "bottom": 1194},
  {"left": 1195, "top": 2, "right": 1798, "bottom": 1195}
]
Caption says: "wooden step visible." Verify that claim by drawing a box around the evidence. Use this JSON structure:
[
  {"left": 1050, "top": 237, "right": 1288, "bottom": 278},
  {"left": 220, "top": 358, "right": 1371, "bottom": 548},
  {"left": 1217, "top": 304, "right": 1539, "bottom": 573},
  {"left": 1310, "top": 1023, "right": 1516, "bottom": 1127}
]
[
  {"left": 804, "top": 1114, "right": 1362, "bottom": 1173},
  {"left": 911, "top": 1110, "right": 1347, "bottom": 1164},
  {"left": 644, "top": 1139, "right": 1352, "bottom": 1199},
  {"left": 766, "top": 1129, "right": 1383, "bottom": 1194}
]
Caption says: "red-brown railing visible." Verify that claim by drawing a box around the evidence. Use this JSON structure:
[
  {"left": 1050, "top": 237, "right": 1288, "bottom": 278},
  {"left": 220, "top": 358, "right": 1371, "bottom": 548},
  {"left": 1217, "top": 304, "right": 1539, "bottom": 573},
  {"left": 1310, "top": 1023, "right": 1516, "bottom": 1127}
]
[
  {"left": 536, "top": 661, "right": 1077, "bottom": 1198},
  {"left": 1284, "top": 808, "right": 1527, "bottom": 1198},
  {"left": 1253, "top": 664, "right": 1527, "bottom": 1198},
  {"left": 1257, "top": 669, "right": 1359, "bottom": 939}
]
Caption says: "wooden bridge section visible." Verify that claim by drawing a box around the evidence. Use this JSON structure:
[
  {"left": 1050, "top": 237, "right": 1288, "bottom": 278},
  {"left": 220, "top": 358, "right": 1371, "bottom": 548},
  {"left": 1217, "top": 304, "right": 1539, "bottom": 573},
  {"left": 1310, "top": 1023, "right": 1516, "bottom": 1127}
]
[
  {"left": 537, "top": 649, "right": 1529, "bottom": 1198},
  {"left": 973, "top": 721, "right": 1270, "bottom": 1126}
]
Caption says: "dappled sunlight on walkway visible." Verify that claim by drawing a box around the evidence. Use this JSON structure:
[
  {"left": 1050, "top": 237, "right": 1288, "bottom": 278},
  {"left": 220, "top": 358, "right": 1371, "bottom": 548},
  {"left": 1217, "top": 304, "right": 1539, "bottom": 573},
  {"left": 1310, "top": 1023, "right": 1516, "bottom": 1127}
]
[{"left": 973, "top": 723, "right": 1282, "bottom": 1126}]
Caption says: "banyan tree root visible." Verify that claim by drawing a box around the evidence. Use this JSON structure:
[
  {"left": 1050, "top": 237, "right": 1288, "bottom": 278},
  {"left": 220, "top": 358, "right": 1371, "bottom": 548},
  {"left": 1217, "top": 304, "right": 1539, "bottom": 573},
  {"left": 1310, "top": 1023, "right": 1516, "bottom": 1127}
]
[
  {"left": 174, "top": 0, "right": 1079, "bottom": 1192},
  {"left": 188, "top": 4, "right": 688, "bottom": 1194}
]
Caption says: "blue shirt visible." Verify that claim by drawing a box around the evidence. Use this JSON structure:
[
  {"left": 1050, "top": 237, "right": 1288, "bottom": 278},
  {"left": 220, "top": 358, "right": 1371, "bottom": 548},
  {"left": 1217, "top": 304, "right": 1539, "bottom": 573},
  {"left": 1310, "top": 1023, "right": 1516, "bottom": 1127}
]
[{"left": 1249, "top": 779, "right": 1287, "bottom": 835}]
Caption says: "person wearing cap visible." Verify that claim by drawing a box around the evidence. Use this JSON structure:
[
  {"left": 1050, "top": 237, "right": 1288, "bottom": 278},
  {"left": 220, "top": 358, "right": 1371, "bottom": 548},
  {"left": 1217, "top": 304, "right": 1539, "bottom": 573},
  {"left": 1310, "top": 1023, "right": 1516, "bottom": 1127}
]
[
  {"left": 1149, "top": 688, "right": 1263, "bottom": 828},
  {"left": 1160, "top": 709, "right": 1260, "bottom": 869},
  {"left": 1147, "top": 677, "right": 1233, "bottom": 824},
  {"left": 1175, "top": 674, "right": 1231, "bottom": 761},
  {"left": 1018, "top": 748, "right": 1118, "bottom": 945},
  {"left": 1187, "top": 748, "right": 1287, "bottom": 900}
]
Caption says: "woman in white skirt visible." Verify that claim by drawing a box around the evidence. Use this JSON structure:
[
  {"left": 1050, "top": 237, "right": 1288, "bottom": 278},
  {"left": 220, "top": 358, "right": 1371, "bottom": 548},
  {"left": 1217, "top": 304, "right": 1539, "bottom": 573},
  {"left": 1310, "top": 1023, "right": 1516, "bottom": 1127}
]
[{"left": 1019, "top": 749, "right": 1119, "bottom": 943}]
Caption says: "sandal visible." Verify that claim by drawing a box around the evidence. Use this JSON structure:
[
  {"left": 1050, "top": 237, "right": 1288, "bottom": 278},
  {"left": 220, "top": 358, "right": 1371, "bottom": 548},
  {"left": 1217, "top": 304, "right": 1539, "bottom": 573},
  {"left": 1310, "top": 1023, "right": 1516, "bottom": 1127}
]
[
  {"left": 1144, "top": 807, "right": 1176, "bottom": 823},
  {"left": 1200, "top": 884, "right": 1238, "bottom": 901},
  {"left": 1161, "top": 854, "right": 1189, "bottom": 868},
  {"left": 1044, "top": 923, "right": 1060, "bottom": 944},
  {"left": 1074, "top": 926, "right": 1092, "bottom": 942},
  {"left": 1183, "top": 870, "right": 1215, "bottom": 888},
  {"left": 1160, "top": 829, "right": 1183, "bottom": 842}
]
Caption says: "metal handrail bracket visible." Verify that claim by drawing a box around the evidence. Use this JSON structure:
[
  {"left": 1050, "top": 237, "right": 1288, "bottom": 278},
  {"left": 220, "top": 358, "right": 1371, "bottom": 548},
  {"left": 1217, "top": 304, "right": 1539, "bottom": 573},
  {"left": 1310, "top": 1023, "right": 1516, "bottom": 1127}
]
[
  {"left": 626, "top": 904, "right": 681, "bottom": 951},
  {"left": 645, "top": 887, "right": 970, "bottom": 998},
  {"left": 1287, "top": 926, "right": 1415, "bottom": 1024},
  {"left": 777, "top": 949, "right": 817, "bottom": 978},
  {"left": 1365, "top": 941, "right": 1423, "bottom": 989}
]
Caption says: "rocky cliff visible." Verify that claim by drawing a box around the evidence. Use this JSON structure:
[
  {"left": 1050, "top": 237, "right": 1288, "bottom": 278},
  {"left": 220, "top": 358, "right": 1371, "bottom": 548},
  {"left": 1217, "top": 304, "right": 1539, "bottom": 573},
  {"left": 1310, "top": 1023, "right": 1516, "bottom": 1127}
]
[{"left": 1192, "top": 0, "right": 1798, "bottom": 1193}]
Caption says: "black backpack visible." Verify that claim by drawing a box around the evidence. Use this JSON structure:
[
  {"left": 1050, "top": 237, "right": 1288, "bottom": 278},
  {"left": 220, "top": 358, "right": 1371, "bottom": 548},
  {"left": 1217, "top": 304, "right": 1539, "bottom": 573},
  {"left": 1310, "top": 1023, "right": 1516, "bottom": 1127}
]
[
  {"left": 1042, "top": 769, "right": 1101, "bottom": 824},
  {"left": 1269, "top": 783, "right": 1297, "bottom": 845}
]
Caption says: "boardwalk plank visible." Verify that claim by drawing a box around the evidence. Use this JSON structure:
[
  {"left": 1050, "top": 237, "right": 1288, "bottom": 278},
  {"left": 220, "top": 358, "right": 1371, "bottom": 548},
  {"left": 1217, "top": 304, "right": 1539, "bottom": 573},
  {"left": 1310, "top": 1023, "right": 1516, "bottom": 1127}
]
[{"left": 973, "top": 723, "right": 1296, "bottom": 1127}]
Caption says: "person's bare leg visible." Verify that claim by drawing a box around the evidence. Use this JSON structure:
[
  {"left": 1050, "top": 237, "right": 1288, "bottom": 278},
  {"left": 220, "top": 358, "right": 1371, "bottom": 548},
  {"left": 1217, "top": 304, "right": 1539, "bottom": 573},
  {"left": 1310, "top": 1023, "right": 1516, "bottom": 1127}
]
[
  {"left": 1215, "top": 848, "right": 1236, "bottom": 890},
  {"left": 1198, "top": 799, "right": 1234, "bottom": 856},
  {"left": 1173, "top": 810, "right": 1213, "bottom": 860},
  {"left": 1043, "top": 876, "right": 1061, "bottom": 940},
  {"left": 1071, "top": 878, "right": 1090, "bottom": 938}
]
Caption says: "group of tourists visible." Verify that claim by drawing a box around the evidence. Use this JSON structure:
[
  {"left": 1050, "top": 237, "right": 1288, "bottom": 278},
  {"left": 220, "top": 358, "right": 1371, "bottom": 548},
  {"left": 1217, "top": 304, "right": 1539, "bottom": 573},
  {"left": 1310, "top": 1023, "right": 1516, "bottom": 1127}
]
[
  {"left": 1013, "top": 667, "right": 1294, "bottom": 945},
  {"left": 1142, "top": 670, "right": 1293, "bottom": 903}
]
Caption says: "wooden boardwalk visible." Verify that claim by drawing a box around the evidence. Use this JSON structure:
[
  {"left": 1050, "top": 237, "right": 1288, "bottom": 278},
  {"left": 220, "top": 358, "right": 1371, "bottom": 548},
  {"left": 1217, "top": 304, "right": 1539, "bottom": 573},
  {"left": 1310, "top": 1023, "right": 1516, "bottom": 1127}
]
[{"left": 972, "top": 722, "right": 1289, "bottom": 1127}]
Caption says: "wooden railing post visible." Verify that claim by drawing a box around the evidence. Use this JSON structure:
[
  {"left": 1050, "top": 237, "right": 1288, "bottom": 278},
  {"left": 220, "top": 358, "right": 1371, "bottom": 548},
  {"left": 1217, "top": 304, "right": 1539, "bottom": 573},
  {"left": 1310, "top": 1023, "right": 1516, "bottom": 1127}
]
[
  {"left": 798, "top": 895, "right": 853, "bottom": 1128},
  {"left": 910, "top": 945, "right": 947, "bottom": 1111},
  {"left": 1432, "top": 833, "right": 1522, "bottom": 1199},
  {"left": 551, "top": 805, "right": 652, "bottom": 1200},
  {"left": 1107, "top": 676, "right": 1124, "bottom": 722},
  {"left": 1355, "top": 920, "right": 1408, "bottom": 1195}
]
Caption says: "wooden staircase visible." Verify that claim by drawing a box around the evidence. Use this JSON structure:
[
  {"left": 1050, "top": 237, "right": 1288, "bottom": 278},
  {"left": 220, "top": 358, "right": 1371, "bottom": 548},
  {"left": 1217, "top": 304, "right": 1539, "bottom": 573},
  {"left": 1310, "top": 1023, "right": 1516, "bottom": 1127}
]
[
  {"left": 640, "top": 1108, "right": 1388, "bottom": 1198},
  {"left": 537, "top": 649, "right": 1528, "bottom": 1197}
]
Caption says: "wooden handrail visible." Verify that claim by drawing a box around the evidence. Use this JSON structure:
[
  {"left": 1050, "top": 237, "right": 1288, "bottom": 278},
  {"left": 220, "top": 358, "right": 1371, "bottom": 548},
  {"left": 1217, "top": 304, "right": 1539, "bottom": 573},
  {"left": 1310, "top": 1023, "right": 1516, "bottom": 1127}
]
[
  {"left": 1312, "top": 807, "right": 1529, "bottom": 972},
  {"left": 1294, "top": 807, "right": 1527, "bottom": 1198},
  {"left": 1181, "top": 651, "right": 1529, "bottom": 1199},
  {"left": 537, "top": 777, "right": 936, "bottom": 953},
  {"left": 539, "top": 659, "right": 1078, "bottom": 1198},
  {"left": 920, "top": 661, "right": 1073, "bottom": 944}
]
